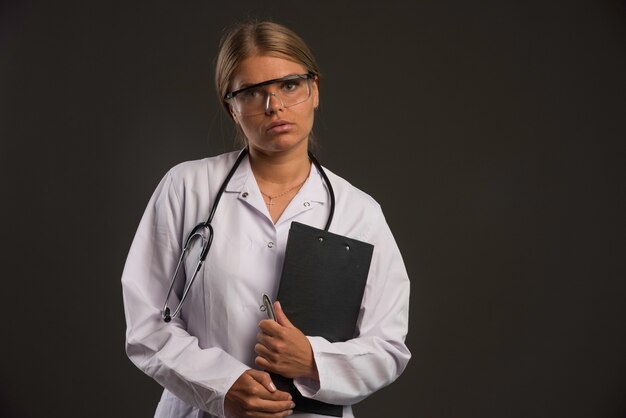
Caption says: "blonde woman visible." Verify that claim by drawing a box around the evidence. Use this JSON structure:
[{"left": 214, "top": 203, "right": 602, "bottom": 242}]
[{"left": 122, "top": 21, "right": 410, "bottom": 418}]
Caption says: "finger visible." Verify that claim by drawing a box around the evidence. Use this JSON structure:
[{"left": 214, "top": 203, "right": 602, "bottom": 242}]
[
  {"left": 267, "top": 389, "right": 293, "bottom": 402},
  {"left": 246, "top": 371, "right": 293, "bottom": 403},
  {"left": 255, "top": 354, "right": 273, "bottom": 372},
  {"left": 256, "top": 332, "right": 278, "bottom": 351},
  {"left": 255, "top": 342, "right": 276, "bottom": 359},
  {"left": 248, "top": 398, "right": 295, "bottom": 415},
  {"left": 247, "top": 369, "right": 277, "bottom": 393},
  {"left": 274, "top": 301, "right": 294, "bottom": 328},
  {"left": 258, "top": 319, "right": 282, "bottom": 335},
  {"left": 257, "top": 387, "right": 294, "bottom": 403}
]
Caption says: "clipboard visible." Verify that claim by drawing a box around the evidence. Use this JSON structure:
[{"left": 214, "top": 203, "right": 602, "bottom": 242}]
[{"left": 271, "top": 221, "right": 374, "bottom": 417}]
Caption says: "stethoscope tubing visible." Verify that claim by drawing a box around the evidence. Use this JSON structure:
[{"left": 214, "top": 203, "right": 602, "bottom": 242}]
[{"left": 161, "top": 147, "right": 335, "bottom": 322}]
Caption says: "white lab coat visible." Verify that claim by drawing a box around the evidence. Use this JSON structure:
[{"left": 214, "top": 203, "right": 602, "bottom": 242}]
[{"left": 122, "top": 151, "right": 411, "bottom": 418}]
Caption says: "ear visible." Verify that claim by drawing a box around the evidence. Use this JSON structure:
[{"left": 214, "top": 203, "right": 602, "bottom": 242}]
[
  {"left": 312, "top": 77, "right": 320, "bottom": 109},
  {"left": 222, "top": 100, "right": 239, "bottom": 125},
  {"left": 228, "top": 105, "right": 240, "bottom": 124}
]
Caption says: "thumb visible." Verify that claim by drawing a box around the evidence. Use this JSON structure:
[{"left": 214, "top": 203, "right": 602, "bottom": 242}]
[{"left": 274, "top": 301, "right": 294, "bottom": 328}]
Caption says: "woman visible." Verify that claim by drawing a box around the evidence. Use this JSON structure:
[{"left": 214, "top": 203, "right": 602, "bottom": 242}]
[{"left": 122, "top": 21, "right": 410, "bottom": 418}]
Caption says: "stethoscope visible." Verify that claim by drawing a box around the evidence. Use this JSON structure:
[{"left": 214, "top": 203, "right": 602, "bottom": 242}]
[{"left": 162, "top": 148, "right": 335, "bottom": 322}]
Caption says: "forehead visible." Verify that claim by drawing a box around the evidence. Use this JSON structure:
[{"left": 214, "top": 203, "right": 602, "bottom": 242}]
[{"left": 231, "top": 55, "right": 307, "bottom": 88}]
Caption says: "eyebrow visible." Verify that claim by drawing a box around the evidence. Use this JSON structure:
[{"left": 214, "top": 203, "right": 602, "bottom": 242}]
[
  {"left": 235, "top": 73, "right": 302, "bottom": 90},
  {"left": 225, "top": 73, "right": 313, "bottom": 100}
]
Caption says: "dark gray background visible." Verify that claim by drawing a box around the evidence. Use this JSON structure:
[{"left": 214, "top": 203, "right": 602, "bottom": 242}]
[{"left": 1, "top": 1, "right": 625, "bottom": 417}]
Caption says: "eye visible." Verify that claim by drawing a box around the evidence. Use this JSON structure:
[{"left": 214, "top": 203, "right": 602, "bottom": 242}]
[
  {"left": 281, "top": 79, "right": 302, "bottom": 92},
  {"left": 239, "top": 87, "right": 261, "bottom": 101}
]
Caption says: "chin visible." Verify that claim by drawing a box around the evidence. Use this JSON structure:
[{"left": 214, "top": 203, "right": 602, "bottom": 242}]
[{"left": 261, "top": 134, "right": 308, "bottom": 153}]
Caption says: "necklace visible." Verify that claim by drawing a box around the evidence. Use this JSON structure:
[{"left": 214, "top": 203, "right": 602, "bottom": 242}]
[{"left": 259, "top": 179, "right": 306, "bottom": 210}]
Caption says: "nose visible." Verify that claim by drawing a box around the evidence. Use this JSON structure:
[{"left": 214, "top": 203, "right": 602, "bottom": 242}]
[{"left": 264, "top": 92, "right": 285, "bottom": 115}]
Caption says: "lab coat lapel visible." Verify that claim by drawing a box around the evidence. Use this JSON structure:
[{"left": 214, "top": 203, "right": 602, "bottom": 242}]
[
  {"left": 224, "top": 156, "right": 272, "bottom": 221},
  {"left": 223, "top": 156, "right": 329, "bottom": 226},
  {"left": 275, "top": 163, "right": 328, "bottom": 226}
]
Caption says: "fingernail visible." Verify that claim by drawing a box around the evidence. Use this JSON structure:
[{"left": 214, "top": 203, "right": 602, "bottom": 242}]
[
  {"left": 290, "top": 402, "right": 296, "bottom": 409},
  {"left": 269, "top": 382, "right": 276, "bottom": 392},
  {"left": 288, "top": 394, "right": 293, "bottom": 400}
]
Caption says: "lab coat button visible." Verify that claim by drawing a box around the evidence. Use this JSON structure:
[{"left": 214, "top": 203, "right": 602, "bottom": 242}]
[
  {"left": 267, "top": 241, "right": 274, "bottom": 248},
  {"left": 303, "top": 201, "right": 310, "bottom": 207},
  {"left": 241, "top": 192, "right": 248, "bottom": 198}
]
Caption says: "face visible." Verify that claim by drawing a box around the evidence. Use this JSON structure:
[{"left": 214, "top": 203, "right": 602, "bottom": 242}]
[{"left": 228, "top": 54, "right": 319, "bottom": 156}]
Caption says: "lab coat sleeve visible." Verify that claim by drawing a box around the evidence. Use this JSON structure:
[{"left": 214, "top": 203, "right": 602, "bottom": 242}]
[
  {"left": 121, "top": 171, "right": 249, "bottom": 418},
  {"left": 292, "top": 205, "right": 411, "bottom": 405}
]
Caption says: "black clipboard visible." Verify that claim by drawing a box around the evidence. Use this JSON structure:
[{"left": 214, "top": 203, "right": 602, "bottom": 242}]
[{"left": 271, "top": 221, "right": 374, "bottom": 417}]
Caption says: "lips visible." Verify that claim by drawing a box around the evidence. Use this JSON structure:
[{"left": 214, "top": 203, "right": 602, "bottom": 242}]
[{"left": 266, "top": 120, "right": 293, "bottom": 134}]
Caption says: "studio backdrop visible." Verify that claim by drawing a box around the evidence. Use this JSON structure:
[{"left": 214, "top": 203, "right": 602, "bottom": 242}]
[{"left": 1, "top": 1, "right": 625, "bottom": 417}]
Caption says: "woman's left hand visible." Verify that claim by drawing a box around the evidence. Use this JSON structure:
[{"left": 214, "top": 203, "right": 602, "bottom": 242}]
[{"left": 255, "top": 301, "right": 319, "bottom": 380}]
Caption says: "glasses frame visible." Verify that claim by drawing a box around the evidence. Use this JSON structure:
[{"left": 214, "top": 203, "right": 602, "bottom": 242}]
[{"left": 224, "top": 72, "right": 315, "bottom": 115}]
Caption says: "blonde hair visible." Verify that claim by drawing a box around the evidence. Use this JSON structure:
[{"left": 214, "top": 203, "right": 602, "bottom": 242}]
[
  {"left": 215, "top": 21, "right": 321, "bottom": 117},
  {"left": 215, "top": 21, "right": 320, "bottom": 150}
]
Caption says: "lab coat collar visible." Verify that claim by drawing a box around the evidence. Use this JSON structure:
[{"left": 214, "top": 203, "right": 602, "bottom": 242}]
[
  {"left": 224, "top": 153, "right": 251, "bottom": 193},
  {"left": 224, "top": 154, "right": 329, "bottom": 225},
  {"left": 276, "top": 163, "right": 327, "bottom": 225}
]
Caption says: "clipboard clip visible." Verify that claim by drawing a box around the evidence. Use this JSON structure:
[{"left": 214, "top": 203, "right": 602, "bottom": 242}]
[{"left": 260, "top": 294, "right": 276, "bottom": 321}]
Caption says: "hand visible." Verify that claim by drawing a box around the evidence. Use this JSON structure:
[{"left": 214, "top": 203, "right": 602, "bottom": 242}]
[
  {"left": 255, "top": 301, "right": 319, "bottom": 380},
  {"left": 225, "top": 369, "right": 294, "bottom": 418}
]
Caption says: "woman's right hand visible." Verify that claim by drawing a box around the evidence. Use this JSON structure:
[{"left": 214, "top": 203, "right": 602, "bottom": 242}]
[{"left": 225, "top": 369, "right": 295, "bottom": 417}]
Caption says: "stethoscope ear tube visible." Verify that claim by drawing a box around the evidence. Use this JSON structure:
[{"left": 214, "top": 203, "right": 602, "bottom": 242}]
[
  {"left": 161, "top": 149, "right": 248, "bottom": 322},
  {"left": 161, "top": 230, "right": 208, "bottom": 322},
  {"left": 200, "top": 223, "right": 213, "bottom": 262}
]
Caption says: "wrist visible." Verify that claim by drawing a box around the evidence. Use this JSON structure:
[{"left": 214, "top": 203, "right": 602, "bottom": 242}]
[{"left": 306, "top": 345, "right": 320, "bottom": 381}]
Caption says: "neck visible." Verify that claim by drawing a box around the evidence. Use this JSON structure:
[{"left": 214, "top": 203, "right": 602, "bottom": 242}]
[{"left": 248, "top": 143, "right": 310, "bottom": 185}]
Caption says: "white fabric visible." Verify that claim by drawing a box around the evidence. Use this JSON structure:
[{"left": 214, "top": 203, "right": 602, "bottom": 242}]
[{"left": 122, "top": 151, "right": 411, "bottom": 418}]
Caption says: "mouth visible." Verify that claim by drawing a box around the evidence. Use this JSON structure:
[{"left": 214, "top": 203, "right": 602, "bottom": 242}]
[{"left": 266, "top": 120, "right": 293, "bottom": 134}]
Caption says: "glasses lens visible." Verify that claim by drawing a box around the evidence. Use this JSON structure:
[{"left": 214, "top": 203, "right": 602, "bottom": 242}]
[{"left": 232, "top": 75, "right": 311, "bottom": 116}]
